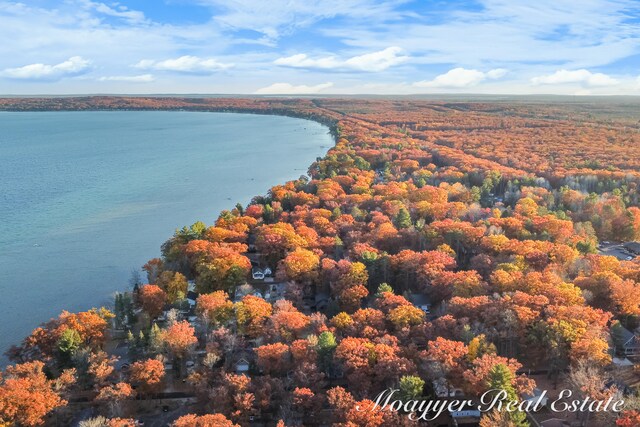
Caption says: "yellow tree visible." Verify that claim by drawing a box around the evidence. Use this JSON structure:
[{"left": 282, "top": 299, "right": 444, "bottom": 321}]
[{"left": 282, "top": 248, "right": 320, "bottom": 282}]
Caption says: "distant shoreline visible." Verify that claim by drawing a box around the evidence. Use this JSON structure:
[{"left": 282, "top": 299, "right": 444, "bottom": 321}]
[{"left": 0, "top": 96, "right": 340, "bottom": 133}]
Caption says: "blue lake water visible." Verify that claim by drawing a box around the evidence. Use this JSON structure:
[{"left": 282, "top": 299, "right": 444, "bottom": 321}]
[{"left": 0, "top": 111, "right": 331, "bottom": 359}]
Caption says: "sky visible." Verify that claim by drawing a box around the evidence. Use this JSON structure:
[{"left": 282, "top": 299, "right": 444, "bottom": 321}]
[{"left": 1, "top": 0, "right": 640, "bottom": 95}]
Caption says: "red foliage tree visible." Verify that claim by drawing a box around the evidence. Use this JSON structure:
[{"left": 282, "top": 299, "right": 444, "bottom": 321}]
[{"left": 138, "top": 284, "right": 167, "bottom": 320}]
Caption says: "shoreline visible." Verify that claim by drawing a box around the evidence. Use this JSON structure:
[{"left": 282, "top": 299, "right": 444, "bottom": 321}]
[
  {"left": 0, "top": 107, "right": 336, "bottom": 362},
  {"left": 0, "top": 95, "right": 341, "bottom": 138}
]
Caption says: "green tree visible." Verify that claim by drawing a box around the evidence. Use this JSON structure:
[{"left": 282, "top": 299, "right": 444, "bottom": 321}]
[
  {"left": 114, "top": 293, "right": 125, "bottom": 329},
  {"left": 399, "top": 375, "right": 425, "bottom": 400},
  {"left": 263, "top": 204, "right": 275, "bottom": 223},
  {"left": 317, "top": 331, "right": 337, "bottom": 371},
  {"left": 331, "top": 207, "right": 342, "bottom": 220},
  {"left": 394, "top": 207, "right": 412, "bottom": 229},
  {"left": 148, "top": 323, "right": 163, "bottom": 355},
  {"left": 57, "top": 328, "right": 82, "bottom": 363},
  {"left": 376, "top": 283, "right": 393, "bottom": 296},
  {"left": 317, "top": 331, "right": 337, "bottom": 354},
  {"left": 127, "top": 330, "right": 138, "bottom": 359},
  {"left": 467, "top": 334, "right": 497, "bottom": 361},
  {"left": 486, "top": 364, "right": 529, "bottom": 427},
  {"left": 157, "top": 271, "right": 188, "bottom": 303}
]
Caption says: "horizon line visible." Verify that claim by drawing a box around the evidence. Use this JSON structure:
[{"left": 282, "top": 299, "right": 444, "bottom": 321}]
[{"left": 2, "top": 93, "right": 640, "bottom": 98}]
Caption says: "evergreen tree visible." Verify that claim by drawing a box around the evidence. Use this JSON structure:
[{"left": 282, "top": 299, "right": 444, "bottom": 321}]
[
  {"left": 399, "top": 375, "right": 425, "bottom": 400},
  {"left": 317, "top": 331, "right": 337, "bottom": 372},
  {"left": 394, "top": 207, "right": 412, "bottom": 229},
  {"left": 376, "top": 282, "right": 393, "bottom": 297},
  {"left": 486, "top": 364, "right": 529, "bottom": 427},
  {"left": 148, "top": 323, "right": 163, "bottom": 355},
  {"left": 263, "top": 204, "right": 275, "bottom": 223},
  {"left": 57, "top": 328, "right": 82, "bottom": 364},
  {"left": 127, "top": 330, "right": 138, "bottom": 359}
]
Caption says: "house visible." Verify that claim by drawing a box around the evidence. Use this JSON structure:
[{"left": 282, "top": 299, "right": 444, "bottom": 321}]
[
  {"left": 252, "top": 268, "right": 265, "bottom": 280},
  {"left": 623, "top": 242, "right": 640, "bottom": 255},
  {"left": 612, "top": 324, "right": 640, "bottom": 356},
  {"left": 432, "top": 378, "right": 464, "bottom": 398},
  {"left": 234, "top": 284, "right": 256, "bottom": 302},
  {"left": 315, "top": 292, "right": 330, "bottom": 311},
  {"left": 522, "top": 388, "right": 548, "bottom": 408},
  {"left": 186, "top": 291, "right": 199, "bottom": 308},
  {"left": 408, "top": 293, "right": 431, "bottom": 314},
  {"left": 235, "top": 358, "right": 250, "bottom": 375},
  {"left": 263, "top": 282, "right": 286, "bottom": 302},
  {"left": 612, "top": 357, "right": 634, "bottom": 366},
  {"left": 611, "top": 365, "right": 640, "bottom": 392}
]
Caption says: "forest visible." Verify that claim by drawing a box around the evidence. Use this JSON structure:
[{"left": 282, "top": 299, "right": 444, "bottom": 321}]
[{"left": 1, "top": 96, "right": 640, "bottom": 426}]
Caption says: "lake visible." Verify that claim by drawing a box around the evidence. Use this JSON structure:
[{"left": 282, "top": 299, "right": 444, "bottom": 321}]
[{"left": 0, "top": 111, "right": 332, "bottom": 360}]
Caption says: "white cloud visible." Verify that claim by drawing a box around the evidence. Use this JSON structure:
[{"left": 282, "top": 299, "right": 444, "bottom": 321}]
[
  {"left": 323, "top": 0, "right": 640, "bottom": 71},
  {"left": 98, "top": 74, "right": 155, "bottom": 82},
  {"left": 0, "top": 0, "right": 638, "bottom": 95},
  {"left": 531, "top": 69, "right": 619, "bottom": 87},
  {"left": 198, "top": 0, "right": 407, "bottom": 39},
  {"left": 254, "top": 82, "right": 334, "bottom": 94},
  {"left": 486, "top": 68, "right": 508, "bottom": 79},
  {"left": 80, "top": 1, "right": 147, "bottom": 24},
  {"left": 274, "top": 47, "right": 408, "bottom": 72},
  {"left": 414, "top": 67, "right": 507, "bottom": 88},
  {"left": 1, "top": 56, "right": 90, "bottom": 81},
  {"left": 135, "top": 56, "right": 234, "bottom": 73}
]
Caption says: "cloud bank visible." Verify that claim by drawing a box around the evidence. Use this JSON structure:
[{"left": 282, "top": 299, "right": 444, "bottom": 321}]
[
  {"left": 531, "top": 69, "right": 619, "bottom": 87},
  {"left": 1, "top": 57, "right": 90, "bottom": 81},
  {"left": 254, "top": 82, "right": 334, "bottom": 94},
  {"left": 414, "top": 68, "right": 508, "bottom": 88},
  {"left": 135, "top": 56, "right": 233, "bottom": 74},
  {"left": 275, "top": 47, "right": 409, "bottom": 72},
  {"left": 97, "top": 74, "right": 155, "bottom": 83}
]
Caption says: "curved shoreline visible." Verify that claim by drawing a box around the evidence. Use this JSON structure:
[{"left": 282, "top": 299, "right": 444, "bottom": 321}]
[
  {"left": 0, "top": 96, "right": 342, "bottom": 142},
  {"left": 0, "top": 108, "right": 335, "bottom": 362}
]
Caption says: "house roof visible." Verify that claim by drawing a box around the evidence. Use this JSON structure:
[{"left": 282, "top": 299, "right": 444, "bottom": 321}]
[
  {"left": 408, "top": 293, "right": 431, "bottom": 306},
  {"left": 624, "top": 242, "right": 640, "bottom": 253},
  {"left": 315, "top": 292, "right": 330, "bottom": 303},
  {"left": 613, "top": 324, "right": 636, "bottom": 346},
  {"left": 613, "top": 357, "right": 634, "bottom": 366},
  {"left": 613, "top": 366, "right": 640, "bottom": 389},
  {"left": 522, "top": 388, "right": 544, "bottom": 400}
]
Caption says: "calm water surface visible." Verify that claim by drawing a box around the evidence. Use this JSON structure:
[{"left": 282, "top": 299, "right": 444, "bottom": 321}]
[{"left": 0, "top": 111, "right": 331, "bottom": 359}]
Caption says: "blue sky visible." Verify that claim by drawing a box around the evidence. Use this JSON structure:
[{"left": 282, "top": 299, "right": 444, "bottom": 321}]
[{"left": 1, "top": 0, "right": 639, "bottom": 94}]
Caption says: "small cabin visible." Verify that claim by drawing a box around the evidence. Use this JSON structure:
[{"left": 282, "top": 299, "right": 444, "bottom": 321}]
[
  {"left": 235, "top": 358, "right": 250, "bottom": 374},
  {"left": 613, "top": 324, "right": 640, "bottom": 356},
  {"left": 252, "top": 268, "right": 265, "bottom": 280},
  {"left": 409, "top": 293, "right": 431, "bottom": 314}
]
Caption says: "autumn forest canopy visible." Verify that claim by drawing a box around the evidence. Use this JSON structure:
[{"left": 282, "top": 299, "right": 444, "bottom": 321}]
[{"left": 1, "top": 96, "right": 640, "bottom": 426}]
